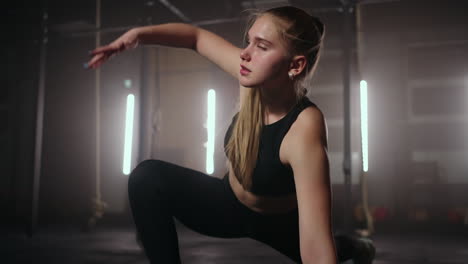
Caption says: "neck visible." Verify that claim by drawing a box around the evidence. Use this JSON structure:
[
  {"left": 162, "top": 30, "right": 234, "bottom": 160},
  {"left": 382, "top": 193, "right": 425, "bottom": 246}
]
[{"left": 259, "top": 83, "right": 297, "bottom": 116}]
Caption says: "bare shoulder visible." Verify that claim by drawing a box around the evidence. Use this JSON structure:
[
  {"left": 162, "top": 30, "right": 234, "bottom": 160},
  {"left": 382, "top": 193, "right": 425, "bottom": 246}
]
[
  {"left": 288, "top": 106, "right": 328, "bottom": 151},
  {"left": 283, "top": 105, "right": 329, "bottom": 171},
  {"left": 297, "top": 106, "right": 326, "bottom": 127}
]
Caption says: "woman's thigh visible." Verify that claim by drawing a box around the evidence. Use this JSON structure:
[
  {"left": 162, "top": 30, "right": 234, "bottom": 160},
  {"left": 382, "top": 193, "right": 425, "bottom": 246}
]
[
  {"left": 144, "top": 159, "right": 250, "bottom": 238},
  {"left": 247, "top": 208, "right": 302, "bottom": 262}
]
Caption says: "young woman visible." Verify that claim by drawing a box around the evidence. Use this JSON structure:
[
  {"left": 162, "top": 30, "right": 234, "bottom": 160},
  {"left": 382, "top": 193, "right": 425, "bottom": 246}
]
[{"left": 87, "top": 5, "right": 375, "bottom": 264}]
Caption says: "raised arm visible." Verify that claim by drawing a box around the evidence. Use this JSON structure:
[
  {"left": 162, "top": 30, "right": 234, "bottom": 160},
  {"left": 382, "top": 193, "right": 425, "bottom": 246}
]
[
  {"left": 87, "top": 23, "right": 248, "bottom": 108},
  {"left": 86, "top": 23, "right": 241, "bottom": 79}
]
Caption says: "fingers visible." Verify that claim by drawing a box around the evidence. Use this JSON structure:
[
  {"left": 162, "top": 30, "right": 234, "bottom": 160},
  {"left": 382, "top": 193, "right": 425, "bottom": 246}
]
[
  {"left": 86, "top": 42, "right": 126, "bottom": 69},
  {"left": 86, "top": 53, "right": 108, "bottom": 69},
  {"left": 86, "top": 45, "right": 119, "bottom": 69},
  {"left": 89, "top": 45, "right": 116, "bottom": 56}
]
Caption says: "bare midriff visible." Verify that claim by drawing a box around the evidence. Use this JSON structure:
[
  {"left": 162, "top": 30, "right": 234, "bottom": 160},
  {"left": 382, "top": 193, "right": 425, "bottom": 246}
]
[{"left": 227, "top": 161, "right": 298, "bottom": 215}]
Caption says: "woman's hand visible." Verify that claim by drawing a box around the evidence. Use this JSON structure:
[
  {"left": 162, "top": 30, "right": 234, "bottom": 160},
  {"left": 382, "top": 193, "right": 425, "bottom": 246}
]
[{"left": 86, "top": 28, "right": 140, "bottom": 69}]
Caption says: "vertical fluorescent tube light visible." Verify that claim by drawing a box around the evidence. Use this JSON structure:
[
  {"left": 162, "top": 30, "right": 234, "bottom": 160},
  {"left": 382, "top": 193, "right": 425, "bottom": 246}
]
[
  {"left": 123, "top": 94, "right": 135, "bottom": 175},
  {"left": 206, "top": 89, "right": 216, "bottom": 174},
  {"left": 360, "top": 80, "right": 369, "bottom": 172}
]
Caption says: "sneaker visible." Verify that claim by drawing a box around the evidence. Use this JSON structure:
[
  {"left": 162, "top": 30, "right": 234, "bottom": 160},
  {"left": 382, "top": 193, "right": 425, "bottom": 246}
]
[{"left": 352, "top": 237, "right": 376, "bottom": 264}]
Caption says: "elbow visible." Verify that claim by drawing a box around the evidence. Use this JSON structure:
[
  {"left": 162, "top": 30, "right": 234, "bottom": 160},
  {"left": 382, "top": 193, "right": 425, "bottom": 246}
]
[{"left": 191, "top": 27, "right": 202, "bottom": 51}]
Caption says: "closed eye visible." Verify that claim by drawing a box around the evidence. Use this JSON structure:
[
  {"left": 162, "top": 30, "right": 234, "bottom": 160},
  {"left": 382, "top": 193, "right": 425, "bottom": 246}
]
[{"left": 245, "top": 36, "right": 269, "bottom": 50}]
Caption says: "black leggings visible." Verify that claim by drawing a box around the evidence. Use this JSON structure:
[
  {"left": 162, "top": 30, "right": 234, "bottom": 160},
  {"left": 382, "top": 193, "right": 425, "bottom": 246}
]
[{"left": 128, "top": 159, "right": 353, "bottom": 263}]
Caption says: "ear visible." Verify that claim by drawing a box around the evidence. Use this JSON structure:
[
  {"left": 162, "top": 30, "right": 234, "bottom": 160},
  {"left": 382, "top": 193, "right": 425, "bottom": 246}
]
[{"left": 288, "top": 55, "right": 307, "bottom": 76}]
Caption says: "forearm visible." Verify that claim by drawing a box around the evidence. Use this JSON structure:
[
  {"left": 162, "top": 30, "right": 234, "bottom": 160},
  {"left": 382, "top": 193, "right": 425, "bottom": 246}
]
[
  {"left": 133, "top": 23, "right": 199, "bottom": 50},
  {"left": 301, "top": 235, "right": 337, "bottom": 264},
  {"left": 302, "top": 251, "right": 337, "bottom": 264}
]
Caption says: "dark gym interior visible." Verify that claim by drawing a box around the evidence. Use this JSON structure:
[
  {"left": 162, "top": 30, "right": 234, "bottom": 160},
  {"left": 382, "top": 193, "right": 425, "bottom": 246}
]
[{"left": 3, "top": 0, "right": 468, "bottom": 263}]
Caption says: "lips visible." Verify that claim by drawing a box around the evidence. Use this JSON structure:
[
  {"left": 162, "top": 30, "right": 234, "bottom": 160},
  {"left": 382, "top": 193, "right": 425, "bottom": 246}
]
[
  {"left": 240, "top": 65, "right": 251, "bottom": 75},
  {"left": 240, "top": 65, "right": 251, "bottom": 72}
]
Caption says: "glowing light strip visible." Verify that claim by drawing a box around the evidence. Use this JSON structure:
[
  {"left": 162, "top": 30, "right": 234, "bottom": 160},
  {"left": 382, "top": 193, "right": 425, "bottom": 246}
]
[
  {"left": 360, "top": 80, "right": 369, "bottom": 172},
  {"left": 206, "top": 89, "right": 216, "bottom": 174},
  {"left": 123, "top": 94, "right": 135, "bottom": 175}
]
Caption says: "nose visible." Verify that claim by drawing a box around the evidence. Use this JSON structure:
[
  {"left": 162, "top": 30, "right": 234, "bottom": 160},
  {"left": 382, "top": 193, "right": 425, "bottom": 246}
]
[{"left": 240, "top": 47, "right": 251, "bottom": 61}]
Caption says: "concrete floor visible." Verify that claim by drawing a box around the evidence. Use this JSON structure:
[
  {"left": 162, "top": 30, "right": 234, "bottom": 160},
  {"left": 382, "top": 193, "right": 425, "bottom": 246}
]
[{"left": 2, "top": 221, "right": 468, "bottom": 264}]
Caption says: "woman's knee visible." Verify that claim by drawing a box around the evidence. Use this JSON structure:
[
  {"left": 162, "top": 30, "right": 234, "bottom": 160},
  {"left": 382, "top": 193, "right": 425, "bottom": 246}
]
[{"left": 128, "top": 159, "right": 166, "bottom": 196}]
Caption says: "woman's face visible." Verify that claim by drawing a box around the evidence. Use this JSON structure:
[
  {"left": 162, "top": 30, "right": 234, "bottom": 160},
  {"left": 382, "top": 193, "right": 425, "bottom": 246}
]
[{"left": 239, "top": 14, "right": 291, "bottom": 88}]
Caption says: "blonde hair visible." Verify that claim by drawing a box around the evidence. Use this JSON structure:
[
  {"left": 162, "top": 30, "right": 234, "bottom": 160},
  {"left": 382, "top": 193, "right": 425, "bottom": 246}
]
[{"left": 225, "top": 6, "right": 325, "bottom": 190}]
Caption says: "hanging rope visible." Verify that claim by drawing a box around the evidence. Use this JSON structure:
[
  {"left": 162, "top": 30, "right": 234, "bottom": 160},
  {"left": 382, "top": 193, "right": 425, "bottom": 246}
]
[
  {"left": 354, "top": 2, "right": 374, "bottom": 237},
  {"left": 87, "top": 0, "right": 107, "bottom": 229},
  {"left": 360, "top": 171, "right": 374, "bottom": 236}
]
